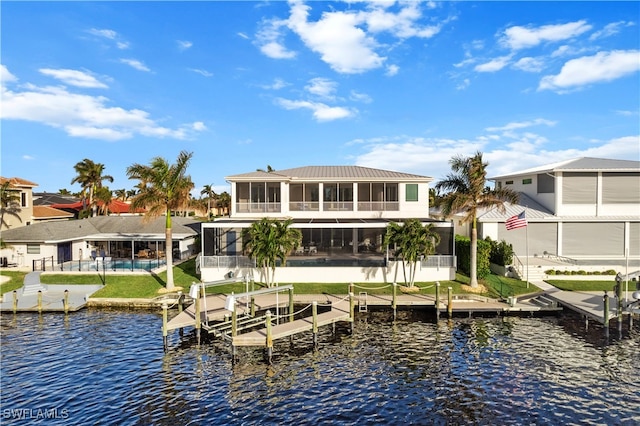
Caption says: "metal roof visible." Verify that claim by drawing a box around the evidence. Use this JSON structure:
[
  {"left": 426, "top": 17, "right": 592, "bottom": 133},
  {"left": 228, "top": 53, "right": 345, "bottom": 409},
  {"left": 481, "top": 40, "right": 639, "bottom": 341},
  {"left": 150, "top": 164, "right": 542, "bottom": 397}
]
[
  {"left": 489, "top": 157, "right": 640, "bottom": 180},
  {"left": 1, "top": 216, "right": 200, "bottom": 243},
  {"left": 226, "top": 165, "right": 432, "bottom": 182},
  {"left": 204, "top": 217, "right": 448, "bottom": 229}
]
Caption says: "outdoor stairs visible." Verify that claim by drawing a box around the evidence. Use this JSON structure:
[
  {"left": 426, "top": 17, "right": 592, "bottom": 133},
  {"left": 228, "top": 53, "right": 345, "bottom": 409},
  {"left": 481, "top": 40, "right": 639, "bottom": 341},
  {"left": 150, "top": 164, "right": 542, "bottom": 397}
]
[
  {"left": 21, "top": 272, "right": 48, "bottom": 296},
  {"left": 530, "top": 294, "right": 558, "bottom": 308}
]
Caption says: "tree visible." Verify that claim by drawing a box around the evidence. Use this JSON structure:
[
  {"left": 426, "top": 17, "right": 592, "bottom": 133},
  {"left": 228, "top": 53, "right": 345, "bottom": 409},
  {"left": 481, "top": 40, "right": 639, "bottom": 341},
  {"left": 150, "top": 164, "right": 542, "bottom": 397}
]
[
  {"left": 242, "top": 218, "right": 302, "bottom": 287},
  {"left": 58, "top": 188, "right": 72, "bottom": 195},
  {"left": 217, "top": 191, "right": 231, "bottom": 216},
  {"left": 95, "top": 186, "right": 114, "bottom": 215},
  {"left": 257, "top": 165, "right": 275, "bottom": 172},
  {"left": 435, "top": 152, "right": 518, "bottom": 288},
  {"left": 126, "top": 151, "right": 195, "bottom": 292},
  {"left": 71, "top": 159, "right": 114, "bottom": 217},
  {"left": 0, "top": 181, "right": 22, "bottom": 229},
  {"left": 385, "top": 219, "right": 441, "bottom": 287},
  {"left": 114, "top": 189, "right": 127, "bottom": 201},
  {"left": 200, "top": 184, "right": 216, "bottom": 218}
]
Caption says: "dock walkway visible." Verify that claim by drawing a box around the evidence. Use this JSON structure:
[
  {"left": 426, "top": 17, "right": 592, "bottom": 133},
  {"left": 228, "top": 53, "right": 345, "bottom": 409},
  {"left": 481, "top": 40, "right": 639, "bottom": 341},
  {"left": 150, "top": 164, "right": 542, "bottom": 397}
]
[{"left": 0, "top": 272, "right": 102, "bottom": 313}]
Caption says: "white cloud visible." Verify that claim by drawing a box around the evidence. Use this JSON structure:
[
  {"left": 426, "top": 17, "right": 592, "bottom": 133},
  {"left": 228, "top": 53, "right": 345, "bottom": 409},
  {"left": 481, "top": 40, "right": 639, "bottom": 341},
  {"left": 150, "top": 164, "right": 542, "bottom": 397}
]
[
  {"left": 500, "top": 20, "right": 592, "bottom": 50},
  {"left": 256, "top": 1, "right": 449, "bottom": 74},
  {"left": 177, "top": 40, "right": 193, "bottom": 50},
  {"left": 350, "top": 90, "right": 372, "bottom": 104},
  {"left": 512, "top": 57, "right": 545, "bottom": 73},
  {"left": 87, "top": 28, "right": 129, "bottom": 49},
  {"left": 22, "top": 155, "right": 35, "bottom": 160},
  {"left": 1, "top": 65, "right": 17, "bottom": 85},
  {"left": 256, "top": 18, "right": 297, "bottom": 59},
  {"left": 275, "top": 98, "right": 355, "bottom": 122},
  {"left": 287, "top": 2, "right": 384, "bottom": 74},
  {"left": 474, "top": 55, "right": 512, "bottom": 72},
  {"left": 261, "top": 78, "right": 288, "bottom": 90},
  {"left": 237, "top": 32, "right": 249, "bottom": 40},
  {"left": 119, "top": 58, "right": 151, "bottom": 72},
  {"left": 88, "top": 28, "right": 117, "bottom": 39},
  {"left": 305, "top": 77, "right": 337, "bottom": 99},
  {"left": 590, "top": 21, "right": 635, "bottom": 41},
  {"left": 539, "top": 50, "right": 640, "bottom": 92},
  {"left": 485, "top": 119, "right": 557, "bottom": 133},
  {"left": 385, "top": 64, "right": 399, "bottom": 76},
  {"left": 189, "top": 68, "right": 213, "bottom": 77},
  {"left": 1, "top": 79, "right": 205, "bottom": 141},
  {"left": 39, "top": 68, "right": 108, "bottom": 88},
  {"left": 456, "top": 78, "right": 470, "bottom": 91},
  {"left": 191, "top": 121, "right": 207, "bottom": 131},
  {"left": 350, "top": 132, "right": 639, "bottom": 184}
]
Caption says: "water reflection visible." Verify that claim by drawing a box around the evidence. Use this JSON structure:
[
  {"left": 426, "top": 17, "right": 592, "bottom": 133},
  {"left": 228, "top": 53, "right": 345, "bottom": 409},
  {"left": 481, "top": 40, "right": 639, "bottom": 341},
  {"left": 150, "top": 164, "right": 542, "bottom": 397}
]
[{"left": 1, "top": 309, "right": 638, "bottom": 425}]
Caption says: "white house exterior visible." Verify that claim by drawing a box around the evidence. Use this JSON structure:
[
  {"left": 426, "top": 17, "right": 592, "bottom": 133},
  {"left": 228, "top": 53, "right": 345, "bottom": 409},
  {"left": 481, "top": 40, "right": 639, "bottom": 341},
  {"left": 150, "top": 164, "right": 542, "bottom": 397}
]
[
  {"left": 479, "top": 157, "right": 640, "bottom": 269},
  {"left": 199, "top": 166, "right": 455, "bottom": 283},
  {"left": 0, "top": 216, "right": 200, "bottom": 270}
]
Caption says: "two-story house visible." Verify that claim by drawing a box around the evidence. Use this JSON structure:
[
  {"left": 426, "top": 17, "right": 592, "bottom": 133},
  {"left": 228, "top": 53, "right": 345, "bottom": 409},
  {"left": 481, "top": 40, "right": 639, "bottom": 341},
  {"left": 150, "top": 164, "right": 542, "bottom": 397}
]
[
  {"left": 0, "top": 177, "right": 39, "bottom": 231},
  {"left": 478, "top": 157, "right": 640, "bottom": 272},
  {"left": 199, "top": 166, "right": 455, "bottom": 283}
]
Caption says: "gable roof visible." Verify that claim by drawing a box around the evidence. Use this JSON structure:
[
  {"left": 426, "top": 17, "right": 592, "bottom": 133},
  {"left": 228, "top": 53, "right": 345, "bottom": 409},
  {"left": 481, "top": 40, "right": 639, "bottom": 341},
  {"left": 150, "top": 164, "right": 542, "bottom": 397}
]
[
  {"left": 489, "top": 157, "right": 640, "bottom": 180},
  {"left": 0, "top": 216, "right": 200, "bottom": 243},
  {"left": 33, "top": 206, "right": 75, "bottom": 220},
  {"left": 226, "top": 165, "right": 432, "bottom": 182},
  {"left": 0, "top": 177, "right": 38, "bottom": 188},
  {"left": 49, "top": 200, "right": 146, "bottom": 214},
  {"left": 33, "top": 193, "right": 81, "bottom": 206}
]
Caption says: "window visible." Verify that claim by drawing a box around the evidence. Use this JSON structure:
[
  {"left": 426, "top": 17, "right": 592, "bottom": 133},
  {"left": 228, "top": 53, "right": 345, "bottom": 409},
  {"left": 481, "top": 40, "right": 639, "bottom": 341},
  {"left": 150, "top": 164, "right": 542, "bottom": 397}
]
[
  {"left": 27, "top": 244, "right": 40, "bottom": 254},
  {"left": 406, "top": 184, "right": 418, "bottom": 202},
  {"left": 21, "top": 192, "right": 27, "bottom": 207},
  {"left": 506, "top": 180, "right": 513, "bottom": 185},
  {"left": 537, "top": 173, "right": 554, "bottom": 194},
  {"left": 522, "top": 178, "right": 532, "bottom": 185}
]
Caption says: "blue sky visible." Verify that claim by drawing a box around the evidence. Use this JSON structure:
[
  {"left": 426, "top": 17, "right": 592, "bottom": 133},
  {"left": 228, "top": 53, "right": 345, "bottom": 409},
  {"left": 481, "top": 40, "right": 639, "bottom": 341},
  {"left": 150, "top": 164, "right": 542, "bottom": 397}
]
[{"left": 2, "top": 1, "right": 639, "bottom": 196}]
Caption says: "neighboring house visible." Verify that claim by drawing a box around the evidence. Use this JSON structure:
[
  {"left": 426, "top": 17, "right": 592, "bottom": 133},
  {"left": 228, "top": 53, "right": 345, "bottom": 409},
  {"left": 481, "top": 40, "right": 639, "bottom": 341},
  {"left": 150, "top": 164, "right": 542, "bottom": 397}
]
[
  {"left": 0, "top": 215, "right": 200, "bottom": 269},
  {"left": 478, "top": 157, "right": 640, "bottom": 270},
  {"left": 32, "top": 206, "right": 75, "bottom": 223},
  {"left": 0, "top": 177, "right": 38, "bottom": 231},
  {"left": 199, "top": 166, "right": 455, "bottom": 283}
]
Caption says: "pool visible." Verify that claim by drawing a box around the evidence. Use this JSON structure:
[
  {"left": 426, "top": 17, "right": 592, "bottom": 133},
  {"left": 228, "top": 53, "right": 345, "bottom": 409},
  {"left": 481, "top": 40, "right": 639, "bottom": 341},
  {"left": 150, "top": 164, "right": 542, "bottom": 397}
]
[{"left": 57, "top": 258, "right": 167, "bottom": 272}]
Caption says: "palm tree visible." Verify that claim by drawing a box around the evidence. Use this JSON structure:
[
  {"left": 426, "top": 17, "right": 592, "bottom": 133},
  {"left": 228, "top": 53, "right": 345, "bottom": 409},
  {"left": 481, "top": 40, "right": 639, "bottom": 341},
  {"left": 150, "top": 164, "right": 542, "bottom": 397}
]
[
  {"left": 0, "top": 181, "right": 22, "bottom": 229},
  {"left": 70, "top": 159, "right": 114, "bottom": 217},
  {"left": 435, "top": 152, "right": 518, "bottom": 288},
  {"left": 126, "top": 151, "right": 195, "bottom": 292},
  {"left": 200, "top": 184, "right": 216, "bottom": 218},
  {"left": 257, "top": 165, "right": 275, "bottom": 172},
  {"left": 95, "top": 186, "right": 113, "bottom": 215},
  {"left": 217, "top": 191, "right": 231, "bottom": 216},
  {"left": 114, "top": 189, "right": 127, "bottom": 201},
  {"left": 385, "top": 219, "right": 441, "bottom": 287},
  {"left": 58, "top": 188, "right": 72, "bottom": 195},
  {"left": 242, "top": 218, "right": 302, "bottom": 287}
]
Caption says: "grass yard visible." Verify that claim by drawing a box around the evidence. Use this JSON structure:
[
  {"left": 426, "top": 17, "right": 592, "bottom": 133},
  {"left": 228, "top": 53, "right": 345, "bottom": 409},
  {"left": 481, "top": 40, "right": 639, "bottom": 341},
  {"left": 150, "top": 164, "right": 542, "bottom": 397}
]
[{"left": 6, "top": 257, "right": 539, "bottom": 300}]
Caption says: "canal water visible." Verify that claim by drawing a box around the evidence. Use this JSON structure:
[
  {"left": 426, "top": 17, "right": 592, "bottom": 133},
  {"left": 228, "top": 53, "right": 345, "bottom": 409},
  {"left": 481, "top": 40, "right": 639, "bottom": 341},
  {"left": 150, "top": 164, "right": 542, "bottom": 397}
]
[{"left": 1, "top": 309, "right": 638, "bottom": 425}]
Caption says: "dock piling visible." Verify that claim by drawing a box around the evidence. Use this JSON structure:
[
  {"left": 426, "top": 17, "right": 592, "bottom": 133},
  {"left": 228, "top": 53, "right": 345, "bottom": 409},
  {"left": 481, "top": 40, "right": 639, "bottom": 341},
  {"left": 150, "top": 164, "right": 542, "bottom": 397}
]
[
  {"left": 63, "top": 290, "right": 69, "bottom": 314},
  {"left": 349, "top": 292, "right": 355, "bottom": 334},
  {"left": 392, "top": 283, "right": 397, "bottom": 321},
  {"left": 162, "top": 302, "right": 169, "bottom": 352},
  {"left": 603, "top": 291, "right": 610, "bottom": 339},
  {"left": 37, "top": 290, "right": 43, "bottom": 314},
  {"left": 12, "top": 290, "right": 17, "bottom": 314},
  {"left": 195, "top": 290, "right": 201, "bottom": 346},
  {"left": 265, "top": 310, "right": 273, "bottom": 364},
  {"left": 447, "top": 287, "right": 453, "bottom": 319},
  {"left": 435, "top": 282, "right": 440, "bottom": 323},
  {"left": 312, "top": 301, "right": 318, "bottom": 349}
]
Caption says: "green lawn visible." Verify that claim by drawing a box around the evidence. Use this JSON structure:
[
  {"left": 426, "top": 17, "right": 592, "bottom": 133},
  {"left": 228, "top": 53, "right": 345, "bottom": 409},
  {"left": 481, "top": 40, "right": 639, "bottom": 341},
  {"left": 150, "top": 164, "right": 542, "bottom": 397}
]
[
  {"left": 5, "top": 258, "right": 539, "bottom": 300},
  {"left": 545, "top": 280, "right": 618, "bottom": 292},
  {"left": 0, "top": 271, "right": 28, "bottom": 294}
]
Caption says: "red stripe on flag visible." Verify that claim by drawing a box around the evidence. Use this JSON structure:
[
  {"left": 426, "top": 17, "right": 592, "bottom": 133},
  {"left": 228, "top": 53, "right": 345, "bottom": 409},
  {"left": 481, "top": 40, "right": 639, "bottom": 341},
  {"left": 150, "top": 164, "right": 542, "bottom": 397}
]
[{"left": 505, "top": 211, "right": 527, "bottom": 230}]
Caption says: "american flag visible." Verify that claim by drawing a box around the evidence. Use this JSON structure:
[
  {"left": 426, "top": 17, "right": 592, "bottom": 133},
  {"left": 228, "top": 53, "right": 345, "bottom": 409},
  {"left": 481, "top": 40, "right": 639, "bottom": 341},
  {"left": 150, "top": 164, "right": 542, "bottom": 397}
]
[{"left": 505, "top": 211, "right": 527, "bottom": 230}]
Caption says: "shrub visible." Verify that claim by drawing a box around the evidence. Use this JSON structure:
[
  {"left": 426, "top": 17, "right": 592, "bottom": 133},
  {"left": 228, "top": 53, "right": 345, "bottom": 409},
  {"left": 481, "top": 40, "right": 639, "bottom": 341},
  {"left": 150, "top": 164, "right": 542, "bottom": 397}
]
[
  {"left": 456, "top": 235, "right": 491, "bottom": 279},
  {"left": 545, "top": 269, "right": 555, "bottom": 275},
  {"left": 578, "top": 270, "right": 587, "bottom": 275},
  {"left": 485, "top": 237, "right": 514, "bottom": 266}
]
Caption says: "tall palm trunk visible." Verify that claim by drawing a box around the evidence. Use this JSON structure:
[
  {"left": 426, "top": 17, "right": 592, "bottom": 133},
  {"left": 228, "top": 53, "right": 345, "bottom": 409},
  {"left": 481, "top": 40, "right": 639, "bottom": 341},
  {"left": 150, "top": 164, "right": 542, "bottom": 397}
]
[
  {"left": 165, "top": 214, "right": 174, "bottom": 291},
  {"left": 470, "top": 219, "right": 478, "bottom": 288}
]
